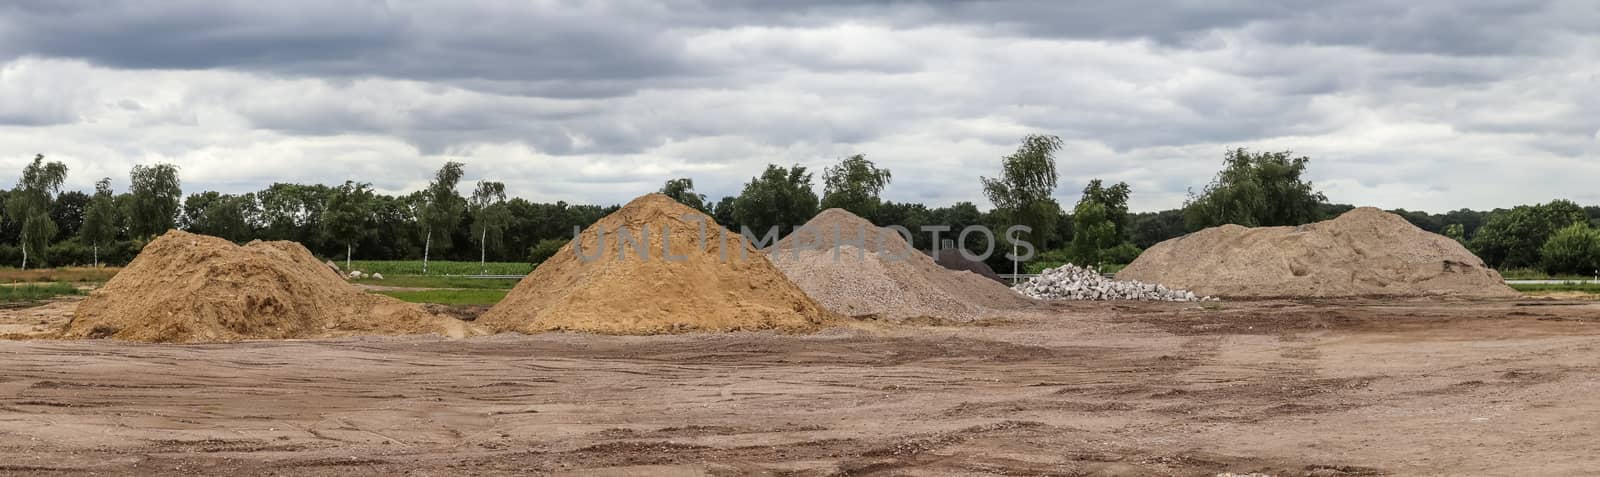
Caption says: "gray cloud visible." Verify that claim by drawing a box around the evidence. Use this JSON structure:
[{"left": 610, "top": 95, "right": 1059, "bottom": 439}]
[{"left": 0, "top": 0, "right": 1595, "bottom": 213}]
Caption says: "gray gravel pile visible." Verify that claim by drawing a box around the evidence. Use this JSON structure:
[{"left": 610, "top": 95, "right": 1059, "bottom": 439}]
[
  {"left": 1015, "top": 264, "right": 1211, "bottom": 302},
  {"left": 769, "top": 209, "right": 1033, "bottom": 321}
]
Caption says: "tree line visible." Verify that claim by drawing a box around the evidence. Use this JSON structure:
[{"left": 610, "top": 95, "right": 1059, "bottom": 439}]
[{"left": 6, "top": 140, "right": 1598, "bottom": 276}]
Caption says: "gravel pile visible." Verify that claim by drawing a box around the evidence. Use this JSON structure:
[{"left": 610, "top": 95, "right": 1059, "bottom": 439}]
[
  {"left": 769, "top": 209, "right": 1032, "bottom": 321},
  {"left": 1014, "top": 264, "right": 1210, "bottom": 301}
]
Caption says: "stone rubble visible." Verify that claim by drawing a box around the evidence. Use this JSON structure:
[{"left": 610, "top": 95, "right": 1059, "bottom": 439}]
[{"left": 1014, "top": 264, "right": 1212, "bottom": 302}]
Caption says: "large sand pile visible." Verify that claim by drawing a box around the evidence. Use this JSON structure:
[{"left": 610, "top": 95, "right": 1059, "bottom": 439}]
[
  {"left": 477, "top": 194, "right": 837, "bottom": 334},
  {"left": 768, "top": 209, "right": 1032, "bottom": 320},
  {"left": 64, "top": 230, "right": 467, "bottom": 343},
  {"left": 1116, "top": 207, "right": 1518, "bottom": 298}
]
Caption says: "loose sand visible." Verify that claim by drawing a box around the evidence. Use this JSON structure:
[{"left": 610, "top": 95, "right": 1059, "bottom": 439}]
[
  {"left": 768, "top": 209, "right": 1031, "bottom": 320},
  {"left": 1117, "top": 207, "right": 1519, "bottom": 298},
  {"left": 63, "top": 230, "right": 469, "bottom": 343},
  {"left": 477, "top": 194, "right": 837, "bottom": 334},
  {"left": 7, "top": 299, "right": 1600, "bottom": 475}
]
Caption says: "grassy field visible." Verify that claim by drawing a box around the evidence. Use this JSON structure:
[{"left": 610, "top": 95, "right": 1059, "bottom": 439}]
[
  {"left": 373, "top": 289, "right": 509, "bottom": 305},
  {"left": 1500, "top": 268, "right": 1600, "bottom": 281},
  {"left": 0, "top": 282, "right": 84, "bottom": 303},
  {"left": 354, "top": 275, "right": 521, "bottom": 289},
  {"left": 342, "top": 260, "right": 531, "bottom": 276},
  {"left": 0, "top": 267, "right": 121, "bottom": 283},
  {"left": 1510, "top": 282, "right": 1600, "bottom": 294}
]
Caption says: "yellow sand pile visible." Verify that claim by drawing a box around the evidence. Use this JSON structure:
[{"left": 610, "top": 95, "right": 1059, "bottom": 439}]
[
  {"left": 1116, "top": 208, "right": 1518, "bottom": 298},
  {"left": 477, "top": 194, "right": 838, "bottom": 334},
  {"left": 64, "top": 230, "right": 469, "bottom": 343}
]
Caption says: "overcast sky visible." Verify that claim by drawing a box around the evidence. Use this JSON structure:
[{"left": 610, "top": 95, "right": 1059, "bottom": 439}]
[{"left": 1, "top": 1, "right": 1596, "bottom": 213}]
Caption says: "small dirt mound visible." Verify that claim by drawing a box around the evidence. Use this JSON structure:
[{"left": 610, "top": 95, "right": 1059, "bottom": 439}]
[
  {"left": 64, "top": 230, "right": 467, "bottom": 343},
  {"left": 476, "top": 194, "right": 837, "bottom": 334},
  {"left": 1116, "top": 208, "right": 1518, "bottom": 298},
  {"left": 767, "top": 209, "right": 1032, "bottom": 320},
  {"left": 925, "top": 248, "right": 1005, "bottom": 283}
]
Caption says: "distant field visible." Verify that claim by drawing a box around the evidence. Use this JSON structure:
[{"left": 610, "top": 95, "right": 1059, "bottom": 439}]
[
  {"left": 354, "top": 275, "right": 521, "bottom": 289},
  {"left": 1511, "top": 282, "right": 1600, "bottom": 294},
  {"left": 342, "top": 260, "right": 531, "bottom": 276},
  {"left": 1500, "top": 268, "right": 1599, "bottom": 281},
  {"left": 373, "top": 289, "right": 508, "bottom": 305},
  {"left": 0, "top": 282, "right": 83, "bottom": 303},
  {"left": 0, "top": 267, "right": 121, "bottom": 283}
]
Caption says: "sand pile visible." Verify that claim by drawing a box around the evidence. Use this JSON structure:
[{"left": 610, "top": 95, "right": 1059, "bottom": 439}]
[
  {"left": 477, "top": 194, "right": 837, "bottom": 334},
  {"left": 1117, "top": 207, "right": 1519, "bottom": 298},
  {"left": 768, "top": 209, "right": 1032, "bottom": 320},
  {"left": 64, "top": 230, "right": 466, "bottom": 343}
]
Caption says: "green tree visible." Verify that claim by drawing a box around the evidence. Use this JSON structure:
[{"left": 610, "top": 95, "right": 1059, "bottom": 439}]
[
  {"left": 1443, "top": 223, "right": 1467, "bottom": 245},
  {"left": 322, "top": 181, "right": 375, "bottom": 271},
  {"left": 1540, "top": 223, "right": 1600, "bottom": 276},
  {"left": 710, "top": 196, "right": 737, "bottom": 230},
  {"left": 469, "top": 180, "right": 511, "bottom": 273},
  {"left": 126, "top": 163, "right": 182, "bottom": 239},
  {"left": 820, "top": 154, "right": 892, "bottom": 218},
  {"left": 659, "top": 178, "right": 708, "bottom": 212},
  {"left": 257, "top": 183, "right": 331, "bottom": 245},
  {"left": 1183, "top": 148, "right": 1327, "bottom": 231},
  {"left": 1078, "top": 179, "right": 1131, "bottom": 239},
  {"left": 528, "top": 238, "right": 566, "bottom": 265},
  {"left": 982, "top": 134, "right": 1063, "bottom": 249},
  {"left": 1129, "top": 209, "right": 1185, "bottom": 249},
  {"left": 180, "top": 192, "right": 258, "bottom": 242},
  {"left": 1067, "top": 179, "right": 1132, "bottom": 264},
  {"left": 1472, "top": 199, "right": 1587, "bottom": 268},
  {"left": 1070, "top": 201, "right": 1117, "bottom": 265},
  {"left": 6, "top": 155, "right": 68, "bottom": 269},
  {"left": 419, "top": 162, "right": 466, "bottom": 274},
  {"left": 732, "top": 164, "right": 818, "bottom": 237},
  {"left": 50, "top": 190, "right": 89, "bottom": 240},
  {"left": 79, "top": 178, "right": 119, "bottom": 267}
]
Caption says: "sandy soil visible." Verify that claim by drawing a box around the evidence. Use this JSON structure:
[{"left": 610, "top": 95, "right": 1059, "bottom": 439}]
[{"left": 2, "top": 298, "right": 1599, "bottom": 476}]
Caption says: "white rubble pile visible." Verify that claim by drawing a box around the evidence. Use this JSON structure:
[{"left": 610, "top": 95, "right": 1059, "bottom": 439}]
[{"left": 1014, "top": 264, "right": 1212, "bottom": 302}]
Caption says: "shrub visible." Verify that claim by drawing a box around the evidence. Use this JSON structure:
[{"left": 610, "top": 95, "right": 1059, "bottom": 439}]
[
  {"left": 528, "top": 239, "right": 568, "bottom": 265},
  {"left": 1101, "top": 243, "right": 1144, "bottom": 265},
  {"left": 1540, "top": 223, "right": 1600, "bottom": 276},
  {"left": 1024, "top": 248, "right": 1074, "bottom": 274}
]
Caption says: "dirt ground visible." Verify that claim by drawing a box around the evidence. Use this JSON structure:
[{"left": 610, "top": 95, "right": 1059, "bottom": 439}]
[{"left": 2, "top": 297, "right": 1599, "bottom": 476}]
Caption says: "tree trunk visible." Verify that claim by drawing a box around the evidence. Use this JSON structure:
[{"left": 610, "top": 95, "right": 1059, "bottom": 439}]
[
  {"left": 423, "top": 229, "right": 432, "bottom": 274},
  {"left": 480, "top": 228, "right": 487, "bottom": 275},
  {"left": 93, "top": 243, "right": 98, "bottom": 268},
  {"left": 20, "top": 233, "right": 27, "bottom": 271},
  {"left": 346, "top": 243, "right": 352, "bottom": 272}
]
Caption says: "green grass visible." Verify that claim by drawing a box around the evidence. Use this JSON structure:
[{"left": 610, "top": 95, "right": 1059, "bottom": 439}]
[
  {"left": 353, "top": 275, "right": 520, "bottom": 289},
  {"left": 372, "top": 289, "right": 508, "bottom": 305},
  {"left": 0, "top": 282, "right": 84, "bottom": 303},
  {"left": 1500, "top": 268, "right": 1599, "bottom": 281},
  {"left": 341, "top": 260, "right": 532, "bottom": 276},
  {"left": 1510, "top": 282, "right": 1600, "bottom": 294}
]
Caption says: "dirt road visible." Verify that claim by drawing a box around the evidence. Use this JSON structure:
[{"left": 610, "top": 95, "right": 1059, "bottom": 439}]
[{"left": 2, "top": 299, "right": 1598, "bottom": 476}]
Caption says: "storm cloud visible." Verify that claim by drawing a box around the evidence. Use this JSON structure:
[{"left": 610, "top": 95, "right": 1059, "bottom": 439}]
[{"left": 0, "top": 0, "right": 1595, "bottom": 211}]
